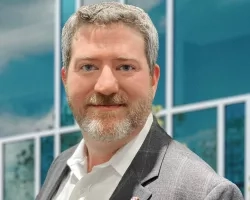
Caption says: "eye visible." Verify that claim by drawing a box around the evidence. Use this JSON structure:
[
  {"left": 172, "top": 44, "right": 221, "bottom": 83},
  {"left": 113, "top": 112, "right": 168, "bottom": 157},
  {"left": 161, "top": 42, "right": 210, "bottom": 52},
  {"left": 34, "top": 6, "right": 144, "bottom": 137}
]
[
  {"left": 118, "top": 64, "right": 135, "bottom": 71},
  {"left": 81, "top": 64, "right": 98, "bottom": 72}
]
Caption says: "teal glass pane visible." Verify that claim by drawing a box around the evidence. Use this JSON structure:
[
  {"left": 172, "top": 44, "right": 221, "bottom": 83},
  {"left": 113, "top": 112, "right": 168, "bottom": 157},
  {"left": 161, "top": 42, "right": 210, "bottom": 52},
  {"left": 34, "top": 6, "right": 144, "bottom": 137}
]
[
  {"left": 174, "top": 1, "right": 250, "bottom": 105},
  {"left": 0, "top": 0, "right": 54, "bottom": 137},
  {"left": 41, "top": 136, "right": 54, "bottom": 186},
  {"left": 153, "top": 105, "right": 166, "bottom": 129},
  {"left": 61, "top": 131, "right": 82, "bottom": 152},
  {"left": 173, "top": 108, "right": 217, "bottom": 170},
  {"left": 61, "top": 0, "right": 75, "bottom": 26},
  {"left": 4, "top": 139, "right": 34, "bottom": 200},
  {"left": 60, "top": 0, "right": 76, "bottom": 126},
  {"left": 225, "top": 103, "right": 245, "bottom": 194},
  {"left": 126, "top": 0, "right": 166, "bottom": 108}
]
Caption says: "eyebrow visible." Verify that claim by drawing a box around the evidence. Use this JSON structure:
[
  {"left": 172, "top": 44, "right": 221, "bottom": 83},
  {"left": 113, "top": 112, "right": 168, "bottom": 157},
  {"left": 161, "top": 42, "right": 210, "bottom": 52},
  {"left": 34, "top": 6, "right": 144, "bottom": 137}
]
[
  {"left": 75, "top": 57, "right": 98, "bottom": 62},
  {"left": 114, "top": 57, "right": 139, "bottom": 63},
  {"left": 75, "top": 56, "right": 139, "bottom": 64}
]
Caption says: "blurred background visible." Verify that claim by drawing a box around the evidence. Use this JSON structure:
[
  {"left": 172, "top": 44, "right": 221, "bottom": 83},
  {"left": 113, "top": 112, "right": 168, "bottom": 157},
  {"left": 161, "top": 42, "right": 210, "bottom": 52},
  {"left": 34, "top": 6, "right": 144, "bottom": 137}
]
[{"left": 0, "top": 0, "right": 249, "bottom": 199}]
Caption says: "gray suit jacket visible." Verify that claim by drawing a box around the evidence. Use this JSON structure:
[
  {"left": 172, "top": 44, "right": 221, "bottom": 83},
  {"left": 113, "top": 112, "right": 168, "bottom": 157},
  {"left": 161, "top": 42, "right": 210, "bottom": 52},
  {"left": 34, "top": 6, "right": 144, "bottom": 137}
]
[{"left": 36, "top": 118, "right": 244, "bottom": 200}]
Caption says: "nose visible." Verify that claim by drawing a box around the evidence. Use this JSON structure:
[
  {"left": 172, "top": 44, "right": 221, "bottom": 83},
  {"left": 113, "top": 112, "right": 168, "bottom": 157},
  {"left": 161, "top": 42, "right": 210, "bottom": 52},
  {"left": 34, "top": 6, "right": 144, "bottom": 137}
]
[{"left": 94, "top": 66, "right": 119, "bottom": 95}]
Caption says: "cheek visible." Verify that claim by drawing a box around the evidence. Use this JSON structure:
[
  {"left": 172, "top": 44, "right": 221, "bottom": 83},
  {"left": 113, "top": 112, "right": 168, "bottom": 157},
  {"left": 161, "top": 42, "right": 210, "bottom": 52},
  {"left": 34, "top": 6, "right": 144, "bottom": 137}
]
[
  {"left": 66, "top": 76, "right": 89, "bottom": 103},
  {"left": 121, "top": 74, "right": 152, "bottom": 99}
]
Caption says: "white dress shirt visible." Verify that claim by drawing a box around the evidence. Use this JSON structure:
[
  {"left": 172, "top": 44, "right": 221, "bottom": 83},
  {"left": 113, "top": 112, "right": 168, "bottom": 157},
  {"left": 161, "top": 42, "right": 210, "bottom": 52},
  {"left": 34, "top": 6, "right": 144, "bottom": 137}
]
[{"left": 53, "top": 114, "right": 153, "bottom": 200}]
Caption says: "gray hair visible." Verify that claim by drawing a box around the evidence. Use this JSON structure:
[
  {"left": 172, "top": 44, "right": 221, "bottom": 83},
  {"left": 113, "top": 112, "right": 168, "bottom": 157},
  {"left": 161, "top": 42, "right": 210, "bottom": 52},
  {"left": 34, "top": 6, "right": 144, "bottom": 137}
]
[{"left": 61, "top": 2, "right": 159, "bottom": 74}]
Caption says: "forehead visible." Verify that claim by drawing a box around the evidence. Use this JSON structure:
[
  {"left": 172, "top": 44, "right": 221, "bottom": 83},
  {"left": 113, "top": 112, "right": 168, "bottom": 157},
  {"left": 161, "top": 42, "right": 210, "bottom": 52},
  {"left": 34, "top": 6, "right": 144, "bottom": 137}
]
[{"left": 71, "top": 23, "right": 145, "bottom": 56}]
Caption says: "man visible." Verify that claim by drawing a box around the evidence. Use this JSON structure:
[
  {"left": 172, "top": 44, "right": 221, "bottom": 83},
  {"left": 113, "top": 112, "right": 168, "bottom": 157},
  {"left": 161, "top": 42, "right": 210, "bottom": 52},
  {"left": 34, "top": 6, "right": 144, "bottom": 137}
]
[{"left": 37, "top": 2, "right": 244, "bottom": 200}]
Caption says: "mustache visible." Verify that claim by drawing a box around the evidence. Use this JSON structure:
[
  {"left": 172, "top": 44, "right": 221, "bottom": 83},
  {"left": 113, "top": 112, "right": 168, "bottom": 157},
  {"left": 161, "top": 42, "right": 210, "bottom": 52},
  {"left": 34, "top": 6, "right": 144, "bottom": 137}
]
[{"left": 86, "top": 93, "right": 128, "bottom": 106}]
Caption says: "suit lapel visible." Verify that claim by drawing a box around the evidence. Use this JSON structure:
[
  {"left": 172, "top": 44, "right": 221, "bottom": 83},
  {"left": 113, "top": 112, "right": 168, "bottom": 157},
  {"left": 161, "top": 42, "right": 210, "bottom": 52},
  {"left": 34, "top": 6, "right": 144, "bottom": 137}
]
[
  {"left": 37, "top": 146, "right": 77, "bottom": 200},
  {"left": 110, "top": 118, "right": 172, "bottom": 200},
  {"left": 46, "top": 164, "right": 69, "bottom": 200},
  {"left": 110, "top": 168, "right": 152, "bottom": 200}
]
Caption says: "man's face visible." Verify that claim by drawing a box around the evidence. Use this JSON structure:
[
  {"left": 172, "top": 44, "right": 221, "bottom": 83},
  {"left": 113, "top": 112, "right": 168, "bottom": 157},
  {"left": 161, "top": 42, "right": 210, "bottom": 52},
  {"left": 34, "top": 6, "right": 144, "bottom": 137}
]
[{"left": 62, "top": 23, "right": 160, "bottom": 142}]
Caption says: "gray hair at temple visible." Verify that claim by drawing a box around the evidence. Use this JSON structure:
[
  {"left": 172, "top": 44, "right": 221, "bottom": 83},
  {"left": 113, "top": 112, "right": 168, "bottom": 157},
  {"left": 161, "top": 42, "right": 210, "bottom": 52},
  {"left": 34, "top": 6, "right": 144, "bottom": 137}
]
[{"left": 61, "top": 2, "right": 159, "bottom": 75}]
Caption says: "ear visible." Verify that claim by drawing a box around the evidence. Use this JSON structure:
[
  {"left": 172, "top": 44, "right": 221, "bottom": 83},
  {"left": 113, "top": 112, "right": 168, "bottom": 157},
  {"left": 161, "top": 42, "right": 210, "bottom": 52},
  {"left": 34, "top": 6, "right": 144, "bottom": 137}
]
[
  {"left": 61, "top": 67, "right": 67, "bottom": 86},
  {"left": 151, "top": 64, "right": 160, "bottom": 96}
]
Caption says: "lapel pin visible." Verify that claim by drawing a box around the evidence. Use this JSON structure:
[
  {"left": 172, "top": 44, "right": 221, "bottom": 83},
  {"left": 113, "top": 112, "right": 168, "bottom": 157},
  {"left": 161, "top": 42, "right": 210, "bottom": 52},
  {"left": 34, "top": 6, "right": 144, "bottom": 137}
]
[{"left": 131, "top": 197, "right": 139, "bottom": 200}]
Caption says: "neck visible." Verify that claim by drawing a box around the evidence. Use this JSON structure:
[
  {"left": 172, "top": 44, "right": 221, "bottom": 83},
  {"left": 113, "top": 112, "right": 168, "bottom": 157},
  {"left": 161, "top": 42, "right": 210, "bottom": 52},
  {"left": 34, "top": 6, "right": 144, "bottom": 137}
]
[{"left": 83, "top": 128, "right": 140, "bottom": 172}]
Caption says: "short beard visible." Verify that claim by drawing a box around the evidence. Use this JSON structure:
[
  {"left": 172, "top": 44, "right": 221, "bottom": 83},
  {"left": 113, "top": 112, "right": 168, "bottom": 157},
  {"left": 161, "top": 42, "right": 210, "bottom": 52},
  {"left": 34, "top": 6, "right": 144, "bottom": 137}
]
[
  {"left": 81, "top": 117, "right": 132, "bottom": 142},
  {"left": 68, "top": 90, "right": 153, "bottom": 142}
]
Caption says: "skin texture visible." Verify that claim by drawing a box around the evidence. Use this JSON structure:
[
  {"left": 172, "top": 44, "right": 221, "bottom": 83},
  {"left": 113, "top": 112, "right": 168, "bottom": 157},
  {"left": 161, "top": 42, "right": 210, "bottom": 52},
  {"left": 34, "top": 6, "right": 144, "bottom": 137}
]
[{"left": 61, "top": 23, "right": 160, "bottom": 172}]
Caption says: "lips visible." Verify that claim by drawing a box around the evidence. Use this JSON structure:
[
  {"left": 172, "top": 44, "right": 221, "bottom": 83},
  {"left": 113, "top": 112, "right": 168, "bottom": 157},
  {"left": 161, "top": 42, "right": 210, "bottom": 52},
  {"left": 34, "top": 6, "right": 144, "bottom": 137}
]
[
  {"left": 88, "top": 104, "right": 126, "bottom": 107},
  {"left": 87, "top": 104, "right": 126, "bottom": 110}
]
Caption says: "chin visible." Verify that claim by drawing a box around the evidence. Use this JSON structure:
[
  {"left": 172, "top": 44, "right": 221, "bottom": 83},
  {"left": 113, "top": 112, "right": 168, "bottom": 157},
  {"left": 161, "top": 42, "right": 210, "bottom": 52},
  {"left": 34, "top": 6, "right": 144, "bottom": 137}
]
[{"left": 81, "top": 117, "right": 133, "bottom": 142}]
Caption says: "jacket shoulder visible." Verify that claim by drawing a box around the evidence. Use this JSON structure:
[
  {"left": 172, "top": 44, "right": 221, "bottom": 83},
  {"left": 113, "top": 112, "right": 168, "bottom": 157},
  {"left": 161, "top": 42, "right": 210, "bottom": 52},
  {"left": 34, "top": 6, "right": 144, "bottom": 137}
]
[{"left": 153, "top": 140, "right": 244, "bottom": 199}]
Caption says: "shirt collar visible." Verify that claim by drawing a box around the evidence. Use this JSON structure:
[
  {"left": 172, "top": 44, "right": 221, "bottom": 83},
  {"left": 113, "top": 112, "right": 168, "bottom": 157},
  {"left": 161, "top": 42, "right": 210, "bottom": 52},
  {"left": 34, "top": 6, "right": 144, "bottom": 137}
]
[
  {"left": 67, "top": 139, "right": 86, "bottom": 167},
  {"left": 67, "top": 113, "right": 153, "bottom": 178},
  {"left": 67, "top": 140, "right": 87, "bottom": 180}
]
